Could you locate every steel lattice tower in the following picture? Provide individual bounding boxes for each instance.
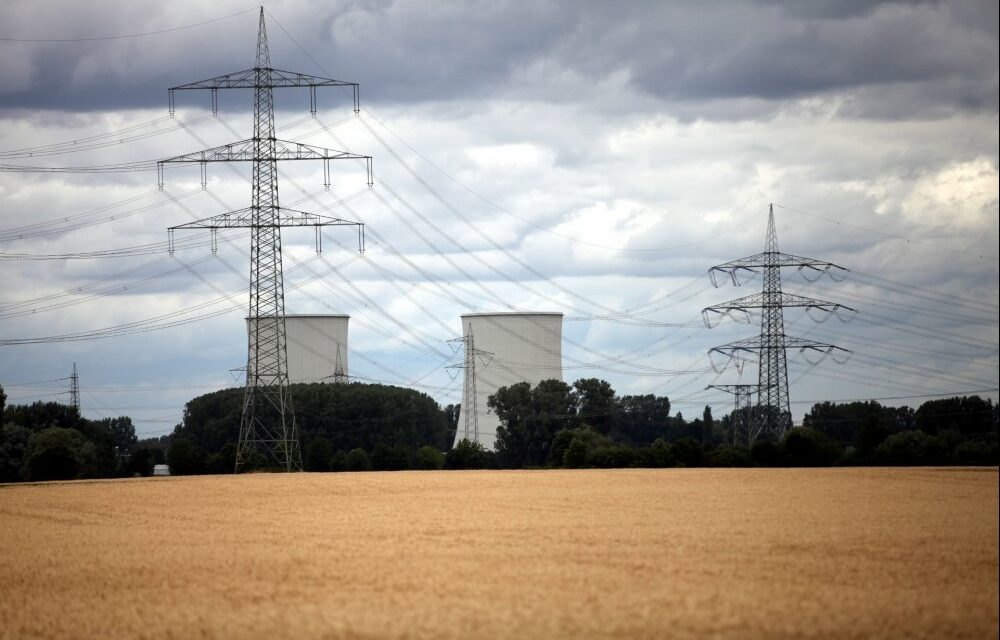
[705,205,853,442]
[447,323,493,444]
[706,384,755,445]
[69,362,80,414]
[159,9,371,471]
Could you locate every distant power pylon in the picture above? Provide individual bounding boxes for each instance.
[704,205,853,442]
[333,344,347,384]
[448,323,493,444]
[706,384,755,445]
[159,9,370,472]
[69,362,80,414]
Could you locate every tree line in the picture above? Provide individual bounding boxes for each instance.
[0,386,146,481]
[1,379,996,481]
[480,379,998,469]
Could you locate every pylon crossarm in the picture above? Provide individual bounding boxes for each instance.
[708,264,757,287]
[158,140,373,189]
[711,251,848,272]
[159,139,369,163]
[168,207,362,230]
[169,68,360,115]
[701,306,752,328]
[170,68,358,91]
[706,384,757,394]
[702,292,855,327]
[713,335,849,353]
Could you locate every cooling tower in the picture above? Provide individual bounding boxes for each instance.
[246,314,349,384]
[453,312,563,450]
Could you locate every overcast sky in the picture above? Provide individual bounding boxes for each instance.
[1,0,997,439]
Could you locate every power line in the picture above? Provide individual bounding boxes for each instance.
[775,202,998,261]
[0,7,258,42]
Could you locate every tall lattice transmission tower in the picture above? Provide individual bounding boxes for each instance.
[704,205,853,443]
[159,9,370,471]
[706,383,755,445]
[447,323,493,444]
[69,362,80,414]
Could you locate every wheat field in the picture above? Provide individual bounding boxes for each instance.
[1,468,997,639]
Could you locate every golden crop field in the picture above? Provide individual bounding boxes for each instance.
[1,468,997,639]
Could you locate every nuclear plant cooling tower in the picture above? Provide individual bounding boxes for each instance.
[453,312,563,450]
[246,314,349,384]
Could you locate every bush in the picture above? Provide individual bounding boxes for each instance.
[304,437,335,472]
[331,450,348,472]
[750,440,785,467]
[951,438,999,466]
[707,446,750,467]
[371,443,412,471]
[24,427,90,482]
[549,429,578,467]
[588,444,638,468]
[782,428,842,467]
[416,445,444,470]
[167,437,207,475]
[672,437,705,467]
[563,438,589,468]
[641,438,675,468]
[125,448,156,477]
[445,439,491,470]
[205,442,236,474]
[874,430,933,466]
[344,448,371,472]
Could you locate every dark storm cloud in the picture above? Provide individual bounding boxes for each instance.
[1,0,995,118]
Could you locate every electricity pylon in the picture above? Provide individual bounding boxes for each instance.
[333,344,347,384]
[159,9,370,472]
[706,384,755,446]
[447,323,493,444]
[705,205,852,442]
[69,362,80,414]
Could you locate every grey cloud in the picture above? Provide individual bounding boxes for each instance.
[1,0,995,121]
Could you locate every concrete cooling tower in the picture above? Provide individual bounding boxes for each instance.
[453,312,563,450]
[246,314,349,384]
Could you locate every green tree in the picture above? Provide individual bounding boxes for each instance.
[491,379,576,468]
[490,382,534,467]
[24,427,89,481]
[445,438,491,470]
[916,396,995,437]
[706,445,750,467]
[671,437,705,467]
[874,430,933,466]
[167,437,207,475]
[205,442,236,474]
[344,447,371,472]
[782,428,842,467]
[416,445,444,470]
[750,440,785,467]
[615,394,671,446]
[371,443,412,471]
[5,401,82,433]
[702,406,715,444]
[857,413,891,458]
[0,424,33,482]
[588,444,638,468]
[574,378,616,435]
[642,438,675,468]
[563,437,590,468]
[125,447,156,477]
[304,437,335,472]
[331,450,348,472]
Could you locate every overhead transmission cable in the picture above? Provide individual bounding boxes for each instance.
[0,7,258,42]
